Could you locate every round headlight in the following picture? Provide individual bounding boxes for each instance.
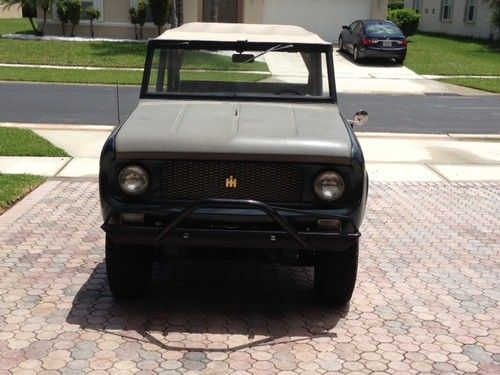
[314,171,345,201]
[118,165,149,195]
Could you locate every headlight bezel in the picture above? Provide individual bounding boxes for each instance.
[118,164,150,196]
[313,170,345,202]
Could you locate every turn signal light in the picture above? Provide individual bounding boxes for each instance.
[120,213,144,224]
[402,39,408,47]
[318,219,340,232]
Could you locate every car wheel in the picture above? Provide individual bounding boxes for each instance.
[353,46,361,62]
[314,240,359,306]
[395,57,405,65]
[338,37,344,51]
[105,235,154,299]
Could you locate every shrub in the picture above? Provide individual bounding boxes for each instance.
[388,0,404,11]
[85,6,100,38]
[129,7,138,39]
[387,8,421,37]
[150,0,169,36]
[65,0,81,37]
[56,0,69,36]
[136,0,148,39]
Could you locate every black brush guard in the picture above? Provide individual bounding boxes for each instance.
[102,199,360,251]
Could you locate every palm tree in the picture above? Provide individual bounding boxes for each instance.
[1,0,39,34]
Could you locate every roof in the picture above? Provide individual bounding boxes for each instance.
[155,22,330,45]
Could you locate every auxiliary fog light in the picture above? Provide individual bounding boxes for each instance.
[120,212,144,224]
[317,219,340,232]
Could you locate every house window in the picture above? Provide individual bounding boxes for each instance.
[412,0,422,13]
[464,0,476,22]
[440,0,453,21]
[80,1,93,20]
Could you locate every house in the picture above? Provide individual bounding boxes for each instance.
[0,4,22,19]
[40,0,388,41]
[404,0,499,40]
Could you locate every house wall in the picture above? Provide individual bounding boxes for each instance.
[0,4,22,19]
[404,0,499,39]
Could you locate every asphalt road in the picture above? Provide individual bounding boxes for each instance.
[1,82,499,134]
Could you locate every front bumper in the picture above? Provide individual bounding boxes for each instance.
[102,198,360,252]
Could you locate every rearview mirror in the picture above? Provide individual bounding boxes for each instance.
[347,110,368,127]
[232,53,255,63]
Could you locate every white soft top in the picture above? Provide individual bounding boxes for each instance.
[155,22,330,45]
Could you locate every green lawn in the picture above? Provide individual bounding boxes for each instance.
[438,78,500,94]
[0,174,45,214]
[406,33,500,76]
[0,66,269,85]
[0,18,33,35]
[0,127,68,156]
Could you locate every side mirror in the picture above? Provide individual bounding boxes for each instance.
[342,25,350,30]
[347,110,368,127]
[232,53,255,63]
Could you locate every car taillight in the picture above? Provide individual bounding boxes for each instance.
[402,39,408,47]
[362,38,375,46]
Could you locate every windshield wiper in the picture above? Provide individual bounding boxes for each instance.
[244,43,294,63]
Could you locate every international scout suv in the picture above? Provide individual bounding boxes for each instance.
[100,23,369,305]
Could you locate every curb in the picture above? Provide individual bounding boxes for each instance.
[0,122,116,131]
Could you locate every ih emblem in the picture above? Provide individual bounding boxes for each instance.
[225,175,237,188]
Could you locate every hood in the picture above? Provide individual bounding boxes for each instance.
[115,100,352,164]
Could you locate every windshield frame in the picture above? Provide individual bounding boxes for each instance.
[140,39,337,104]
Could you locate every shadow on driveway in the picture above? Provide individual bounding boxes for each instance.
[66,260,347,352]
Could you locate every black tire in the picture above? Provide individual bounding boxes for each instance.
[105,235,154,299]
[395,57,405,65]
[314,241,359,306]
[353,46,361,63]
[338,37,344,51]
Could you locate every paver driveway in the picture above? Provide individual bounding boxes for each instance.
[0,179,499,374]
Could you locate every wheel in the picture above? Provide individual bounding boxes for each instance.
[395,57,405,65]
[105,235,154,299]
[353,46,361,62]
[314,241,359,306]
[338,37,344,51]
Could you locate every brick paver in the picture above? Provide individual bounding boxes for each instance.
[0,180,499,374]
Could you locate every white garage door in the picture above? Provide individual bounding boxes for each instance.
[262,0,373,43]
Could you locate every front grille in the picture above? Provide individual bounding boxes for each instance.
[160,160,304,203]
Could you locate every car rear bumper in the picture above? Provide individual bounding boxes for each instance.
[102,198,361,252]
[360,47,406,59]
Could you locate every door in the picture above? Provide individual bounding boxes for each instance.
[203,0,238,23]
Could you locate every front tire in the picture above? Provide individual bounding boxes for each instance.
[314,241,359,306]
[395,57,405,65]
[105,236,154,299]
[338,37,344,51]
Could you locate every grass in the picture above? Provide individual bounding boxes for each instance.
[406,33,500,76]
[0,66,269,85]
[0,18,33,35]
[0,174,45,214]
[0,127,68,156]
[438,78,500,94]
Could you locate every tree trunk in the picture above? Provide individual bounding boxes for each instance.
[28,17,38,35]
[171,0,178,28]
[61,23,66,36]
[210,0,219,22]
[38,10,48,36]
[176,0,183,25]
[90,20,94,38]
[71,24,76,37]
[139,26,143,40]
[134,24,138,40]
[157,26,161,36]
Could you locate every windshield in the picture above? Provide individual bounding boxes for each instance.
[365,22,404,37]
[144,45,332,100]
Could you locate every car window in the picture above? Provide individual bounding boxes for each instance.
[348,21,357,31]
[146,47,331,100]
[354,23,363,34]
[365,22,404,37]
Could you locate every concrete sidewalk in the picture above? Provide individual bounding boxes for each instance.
[1,123,499,182]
